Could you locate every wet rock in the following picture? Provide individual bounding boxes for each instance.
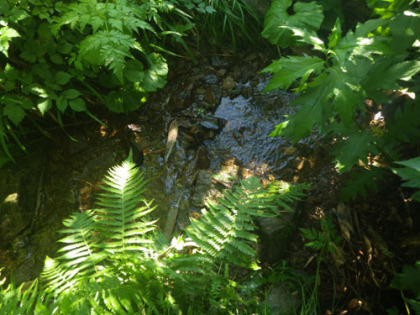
[257,193,302,264]
[233,62,256,83]
[284,147,297,156]
[205,88,215,105]
[169,92,193,111]
[194,147,210,170]
[211,158,241,189]
[190,170,213,209]
[266,283,301,314]
[163,203,179,239]
[204,74,218,84]
[176,117,193,129]
[211,55,229,68]
[13,252,37,285]
[222,75,236,90]
[200,115,226,130]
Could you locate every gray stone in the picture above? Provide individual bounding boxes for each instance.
[204,74,218,84]
[222,76,236,90]
[257,205,299,264]
[200,115,226,130]
[267,283,301,314]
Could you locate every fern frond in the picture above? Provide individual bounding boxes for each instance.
[185,177,310,268]
[0,270,38,315]
[41,256,79,297]
[95,159,157,254]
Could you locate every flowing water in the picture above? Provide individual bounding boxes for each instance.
[0,56,331,285]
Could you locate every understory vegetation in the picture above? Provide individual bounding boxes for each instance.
[0,154,309,313]
[1,0,419,313]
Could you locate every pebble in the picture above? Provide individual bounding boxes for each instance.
[216,69,227,77]
[204,74,218,84]
[284,147,297,156]
[222,75,236,90]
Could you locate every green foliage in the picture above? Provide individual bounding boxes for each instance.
[262,0,324,48]
[299,214,342,313]
[262,0,420,200]
[0,0,194,166]
[177,0,264,49]
[390,261,420,314]
[392,157,420,201]
[0,156,309,313]
[0,269,39,314]
[300,214,341,256]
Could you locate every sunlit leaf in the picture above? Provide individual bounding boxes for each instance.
[262,55,324,91]
[37,98,52,116]
[262,0,324,47]
[333,130,378,172]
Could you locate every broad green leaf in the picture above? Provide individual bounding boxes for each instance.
[37,98,52,116]
[364,59,420,92]
[55,71,73,85]
[327,67,364,126]
[124,59,144,83]
[328,19,342,49]
[269,120,289,137]
[142,53,168,92]
[340,167,383,201]
[205,5,216,13]
[0,25,20,57]
[63,89,81,99]
[369,0,412,18]
[283,26,325,51]
[392,157,420,201]
[57,41,73,54]
[390,263,420,297]
[282,85,329,141]
[56,96,68,113]
[29,85,49,98]
[262,55,324,91]
[384,101,420,151]
[333,130,377,172]
[4,63,18,80]
[333,19,390,65]
[262,0,324,47]
[1,94,33,109]
[69,98,86,112]
[388,11,420,51]
[3,104,26,126]
[50,53,64,65]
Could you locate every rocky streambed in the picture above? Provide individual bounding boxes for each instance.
[0,52,338,312]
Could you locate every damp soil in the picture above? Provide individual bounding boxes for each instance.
[0,49,418,314]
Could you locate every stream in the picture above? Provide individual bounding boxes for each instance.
[0,52,336,288]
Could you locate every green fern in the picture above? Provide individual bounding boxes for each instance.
[95,159,157,254]
[0,269,39,315]
[185,177,310,269]
[40,157,159,312]
[2,156,309,313]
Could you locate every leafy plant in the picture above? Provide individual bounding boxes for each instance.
[0,0,194,167]
[392,157,420,202]
[0,268,39,315]
[299,214,343,313]
[177,0,264,49]
[261,0,420,200]
[390,261,420,314]
[300,214,342,256]
[0,154,309,313]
